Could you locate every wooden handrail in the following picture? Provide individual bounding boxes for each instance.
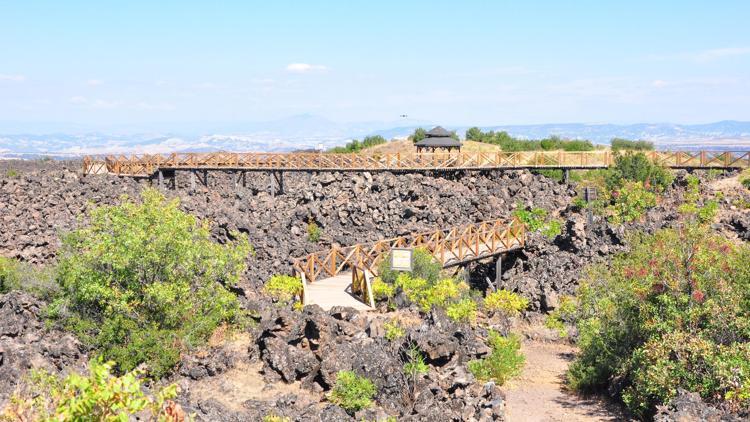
[293,218,526,282]
[83,150,750,176]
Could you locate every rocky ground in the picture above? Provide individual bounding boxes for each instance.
[1,160,749,420]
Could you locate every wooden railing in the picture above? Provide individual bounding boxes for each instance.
[82,150,750,176]
[293,218,526,283]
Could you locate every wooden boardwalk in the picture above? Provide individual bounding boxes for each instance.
[83,150,750,176]
[303,273,373,311]
[295,218,526,311]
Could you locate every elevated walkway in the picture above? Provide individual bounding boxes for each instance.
[83,150,750,177]
[295,218,526,311]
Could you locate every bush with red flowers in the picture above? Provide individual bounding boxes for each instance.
[567,223,750,418]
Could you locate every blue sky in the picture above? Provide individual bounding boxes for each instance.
[1,0,749,130]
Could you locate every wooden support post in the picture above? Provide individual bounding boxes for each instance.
[203,170,208,187]
[269,171,275,197]
[242,171,247,188]
[277,171,284,195]
[190,171,196,192]
[158,170,164,188]
[494,255,502,288]
[563,168,570,184]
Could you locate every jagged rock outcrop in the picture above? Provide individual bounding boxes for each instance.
[249,305,505,420]
[0,160,575,290]
[0,291,87,407]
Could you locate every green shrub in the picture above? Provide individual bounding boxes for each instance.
[676,175,719,224]
[0,256,59,300]
[403,345,429,377]
[610,138,655,151]
[567,224,750,417]
[4,168,20,178]
[484,289,528,316]
[544,295,576,337]
[740,169,750,190]
[0,358,179,421]
[371,278,395,301]
[378,248,442,285]
[465,129,593,152]
[328,135,387,153]
[468,331,524,385]
[533,169,564,181]
[50,188,250,378]
[384,320,405,341]
[608,181,656,224]
[307,220,322,242]
[0,256,21,293]
[265,275,303,304]
[395,274,468,312]
[328,370,377,413]
[606,151,674,192]
[446,298,478,323]
[513,206,562,238]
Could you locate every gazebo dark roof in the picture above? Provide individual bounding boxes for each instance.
[425,126,452,137]
[415,126,462,150]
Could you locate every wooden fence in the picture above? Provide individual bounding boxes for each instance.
[83,150,750,176]
[293,218,526,283]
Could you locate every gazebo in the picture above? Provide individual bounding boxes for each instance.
[415,126,462,153]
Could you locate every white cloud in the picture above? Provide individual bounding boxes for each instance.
[136,102,176,111]
[652,79,668,88]
[690,47,750,62]
[285,63,328,73]
[70,95,88,104]
[91,99,119,109]
[69,96,120,109]
[0,74,26,82]
[87,79,103,86]
[649,47,750,63]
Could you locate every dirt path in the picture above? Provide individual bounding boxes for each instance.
[503,340,627,422]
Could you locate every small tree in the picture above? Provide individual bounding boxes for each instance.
[465,127,484,141]
[409,127,427,144]
[51,188,250,377]
[606,151,673,191]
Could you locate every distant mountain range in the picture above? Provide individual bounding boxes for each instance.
[2,116,750,158]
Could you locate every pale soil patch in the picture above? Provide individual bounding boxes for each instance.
[187,333,322,412]
[188,361,318,412]
[707,173,744,192]
[503,340,628,422]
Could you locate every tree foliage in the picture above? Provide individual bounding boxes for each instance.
[1,359,181,421]
[606,151,674,192]
[610,138,655,151]
[568,224,750,417]
[329,135,387,153]
[377,248,442,285]
[409,127,427,144]
[464,128,594,152]
[50,188,250,378]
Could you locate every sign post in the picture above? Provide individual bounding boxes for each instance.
[583,186,597,227]
[390,248,414,272]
